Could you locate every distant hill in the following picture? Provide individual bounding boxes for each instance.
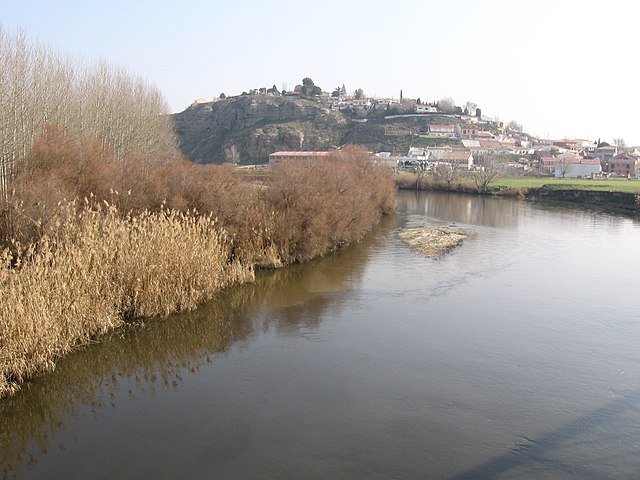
[172,95,466,164]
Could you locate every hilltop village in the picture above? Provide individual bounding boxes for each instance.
[186,80,638,179]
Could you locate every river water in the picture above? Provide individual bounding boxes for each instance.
[2,191,640,479]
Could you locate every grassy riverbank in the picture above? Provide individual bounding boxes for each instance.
[491,177,640,194]
[396,171,640,195]
[1,145,395,397]
[395,172,640,212]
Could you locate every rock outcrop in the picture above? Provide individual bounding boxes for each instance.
[172,95,349,163]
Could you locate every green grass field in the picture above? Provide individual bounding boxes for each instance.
[491,177,640,194]
[408,136,462,148]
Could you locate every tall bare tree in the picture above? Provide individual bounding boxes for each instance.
[437,97,456,114]
[473,155,504,193]
[0,24,178,199]
[557,157,571,178]
[434,158,464,188]
[464,101,477,116]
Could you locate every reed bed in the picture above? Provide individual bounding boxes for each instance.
[0,201,252,397]
[0,139,396,397]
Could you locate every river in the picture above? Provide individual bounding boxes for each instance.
[2,190,640,479]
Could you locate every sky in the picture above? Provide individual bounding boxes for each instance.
[2,0,639,144]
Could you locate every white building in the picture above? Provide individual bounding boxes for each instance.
[415,104,438,113]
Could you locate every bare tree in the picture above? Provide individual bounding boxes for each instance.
[464,101,477,116]
[437,97,456,114]
[434,158,464,189]
[507,120,523,132]
[556,157,571,178]
[0,24,178,199]
[473,155,504,193]
[613,138,626,148]
[413,163,430,190]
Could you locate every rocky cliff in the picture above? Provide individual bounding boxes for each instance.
[172,95,463,164]
[172,95,349,163]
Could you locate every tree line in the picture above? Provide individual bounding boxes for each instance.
[0,24,178,200]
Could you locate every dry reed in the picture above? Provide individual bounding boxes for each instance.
[0,200,252,397]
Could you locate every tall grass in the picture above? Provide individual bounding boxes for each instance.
[0,200,252,397]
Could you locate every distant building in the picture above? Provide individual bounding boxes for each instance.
[409,146,453,160]
[593,145,618,169]
[574,139,598,153]
[554,139,581,152]
[539,153,602,177]
[461,139,505,155]
[475,131,495,140]
[332,99,372,110]
[555,158,601,178]
[415,104,438,114]
[440,150,474,170]
[478,140,505,153]
[268,151,330,167]
[456,123,479,139]
[407,147,432,160]
[426,124,456,138]
[607,153,639,177]
[509,147,536,156]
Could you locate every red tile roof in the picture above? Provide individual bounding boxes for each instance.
[442,151,472,161]
[269,151,330,157]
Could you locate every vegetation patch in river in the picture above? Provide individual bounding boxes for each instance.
[398,226,468,258]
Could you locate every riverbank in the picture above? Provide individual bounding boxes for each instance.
[395,172,640,213]
[1,147,396,398]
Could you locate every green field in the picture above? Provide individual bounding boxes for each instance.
[408,136,462,148]
[491,177,640,194]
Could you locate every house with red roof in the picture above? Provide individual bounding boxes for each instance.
[268,151,330,167]
[540,153,602,177]
[426,124,456,138]
[456,123,479,139]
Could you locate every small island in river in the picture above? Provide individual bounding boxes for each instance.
[399,226,468,258]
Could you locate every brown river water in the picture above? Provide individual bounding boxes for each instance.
[2,190,640,479]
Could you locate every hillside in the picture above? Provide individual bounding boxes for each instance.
[172,95,348,164]
[172,95,466,164]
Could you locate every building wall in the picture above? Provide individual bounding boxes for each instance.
[608,159,638,177]
[554,163,601,178]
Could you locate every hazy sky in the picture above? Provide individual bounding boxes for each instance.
[3,0,639,144]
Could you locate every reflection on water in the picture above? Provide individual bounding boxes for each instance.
[0,219,391,479]
[399,191,525,227]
